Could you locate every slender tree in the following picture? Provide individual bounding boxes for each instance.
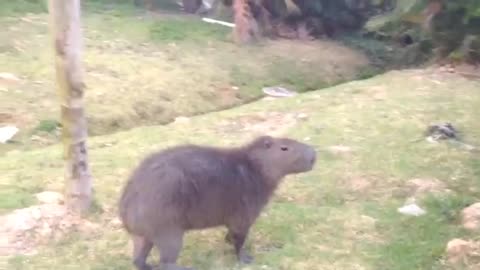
[233,0,260,44]
[48,0,93,214]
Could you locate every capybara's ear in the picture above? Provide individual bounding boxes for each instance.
[263,136,273,149]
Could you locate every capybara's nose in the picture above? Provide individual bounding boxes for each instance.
[307,147,317,166]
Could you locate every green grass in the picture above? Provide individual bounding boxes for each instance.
[369,196,467,270]
[2,69,480,269]
[0,1,369,155]
[2,1,479,269]
[0,185,39,213]
[149,19,230,42]
[0,0,47,17]
[34,119,60,133]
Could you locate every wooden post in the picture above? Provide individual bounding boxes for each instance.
[48,0,93,214]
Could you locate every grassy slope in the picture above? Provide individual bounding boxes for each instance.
[0,1,369,154]
[2,69,480,269]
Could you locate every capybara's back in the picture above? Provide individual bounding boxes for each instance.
[119,144,267,236]
[118,136,316,270]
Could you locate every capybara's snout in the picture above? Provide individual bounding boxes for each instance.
[290,143,317,173]
[303,145,317,171]
[306,146,317,167]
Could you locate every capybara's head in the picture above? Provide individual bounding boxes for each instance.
[246,135,317,180]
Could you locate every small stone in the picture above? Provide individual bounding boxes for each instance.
[35,191,64,205]
[426,136,438,143]
[461,202,480,231]
[397,203,426,216]
[174,116,190,124]
[109,217,123,228]
[0,126,18,144]
[446,238,473,264]
[0,72,21,84]
[297,113,308,119]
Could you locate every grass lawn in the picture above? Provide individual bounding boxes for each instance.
[2,68,480,269]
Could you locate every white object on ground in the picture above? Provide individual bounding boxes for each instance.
[202,17,235,28]
[397,203,426,216]
[262,86,297,98]
[0,72,20,83]
[0,125,19,143]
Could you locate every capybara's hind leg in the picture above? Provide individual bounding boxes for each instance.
[133,235,154,270]
[154,230,193,270]
[226,225,253,264]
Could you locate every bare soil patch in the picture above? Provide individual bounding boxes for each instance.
[0,200,98,256]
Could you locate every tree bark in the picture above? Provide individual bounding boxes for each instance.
[48,0,92,214]
[233,0,261,44]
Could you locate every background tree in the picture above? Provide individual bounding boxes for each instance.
[48,0,93,214]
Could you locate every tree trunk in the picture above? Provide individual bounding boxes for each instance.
[233,0,260,44]
[48,0,92,214]
[183,0,202,13]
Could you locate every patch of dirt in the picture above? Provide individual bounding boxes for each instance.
[215,111,306,137]
[340,176,377,202]
[0,112,15,123]
[212,84,242,107]
[405,178,452,198]
[340,173,381,195]
[438,63,480,81]
[347,177,372,192]
[445,238,480,267]
[341,175,417,201]
[462,202,480,231]
[0,202,99,256]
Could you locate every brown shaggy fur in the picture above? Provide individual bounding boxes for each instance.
[118,136,317,270]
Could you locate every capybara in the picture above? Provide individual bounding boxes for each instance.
[118,135,317,270]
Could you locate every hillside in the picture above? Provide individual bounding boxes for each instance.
[2,68,480,270]
[0,4,370,155]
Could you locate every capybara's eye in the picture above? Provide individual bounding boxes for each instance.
[281,146,289,151]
